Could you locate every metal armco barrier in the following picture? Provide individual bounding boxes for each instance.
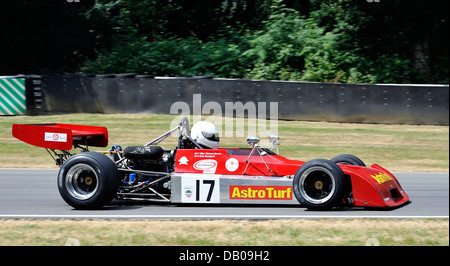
[0,76,26,115]
[24,75,44,115]
[35,74,449,125]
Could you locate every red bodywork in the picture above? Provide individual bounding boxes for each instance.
[12,123,108,150]
[340,164,409,208]
[175,148,409,208]
[175,148,302,176]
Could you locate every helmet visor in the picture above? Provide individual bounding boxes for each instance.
[202,131,220,142]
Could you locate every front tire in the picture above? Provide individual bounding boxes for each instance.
[331,154,365,167]
[293,159,345,210]
[57,152,120,209]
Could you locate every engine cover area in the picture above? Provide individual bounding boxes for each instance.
[123,146,164,161]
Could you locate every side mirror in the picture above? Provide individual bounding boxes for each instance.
[246,136,260,146]
[269,134,279,145]
[269,134,280,154]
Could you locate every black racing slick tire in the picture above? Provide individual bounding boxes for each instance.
[293,159,345,210]
[331,154,366,167]
[57,152,120,210]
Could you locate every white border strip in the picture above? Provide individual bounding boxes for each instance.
[0,214,447,219]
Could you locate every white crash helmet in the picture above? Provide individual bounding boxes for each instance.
[191,121,220,149]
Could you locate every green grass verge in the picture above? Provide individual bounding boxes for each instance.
[0,219,448,246]
[1,113,448,172]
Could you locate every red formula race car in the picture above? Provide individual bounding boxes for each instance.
[12,117,410,210]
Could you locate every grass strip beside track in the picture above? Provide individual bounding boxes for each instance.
[0,219,448,246]
[1,113,448,172]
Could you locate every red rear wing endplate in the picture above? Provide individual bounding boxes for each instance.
[12,123,108,150]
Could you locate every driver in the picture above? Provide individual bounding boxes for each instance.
[190,121,220,149]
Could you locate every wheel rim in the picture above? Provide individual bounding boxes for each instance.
[65,164,99,200]
[298,166,336,205]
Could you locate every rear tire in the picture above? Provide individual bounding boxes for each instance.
[293,159,345,210]
[57,152,120,209]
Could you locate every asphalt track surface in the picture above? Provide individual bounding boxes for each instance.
[0,169,448,219]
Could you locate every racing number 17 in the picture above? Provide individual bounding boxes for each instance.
[181,177,219,203]
[196,180,215,202]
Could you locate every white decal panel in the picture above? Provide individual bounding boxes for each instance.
[44,132,68,142]
[181,175,220,203]
[193,159,218,174]
[225,158,239,172]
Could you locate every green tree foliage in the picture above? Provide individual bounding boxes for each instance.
[243,0,448,83]
[81,0,448,83]
[81,0,260,77]
[244,0,368,82]
[1,0,448,84]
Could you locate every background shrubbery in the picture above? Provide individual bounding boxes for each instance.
[1,0,448,84]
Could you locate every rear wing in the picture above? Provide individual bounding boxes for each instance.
[12,123,108,150]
